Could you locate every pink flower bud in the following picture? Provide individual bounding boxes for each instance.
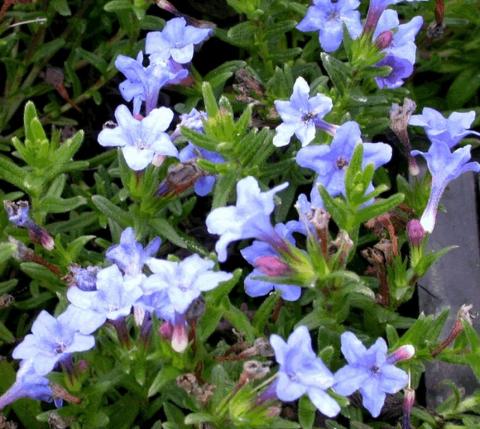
[375,30,394,49]
[407,220,425,246]
[171,322,189,353]
[254,256,290,277]
[388,344,415,364]
[159,321,173,340]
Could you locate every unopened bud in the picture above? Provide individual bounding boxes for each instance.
[388,345,415,364]
[76,360,89,374]
[159,321,173,339]
[402,388,415,429]
[407,220,425,247]
[375,30,393,49]
[171,322,189,353]
[254,256,290,277]
[28,224,55,250]
[133,304,146,326]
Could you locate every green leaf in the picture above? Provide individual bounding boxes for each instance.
[252,292,279,333]
[0,242,16,264]
[212,171,238,209]
[148,366,182,397]
[202,82,219,117]
[198,306,224,341]
[355,193,405,224]
[40,195,87,214]
[0,321,15,343]
[31,39,65,64]
[76,48,109,74]
[150,218,188,249]
[92,195,132,228]
[223,301,255,341]
[298,396,316,429]
[226,22,256,48]
[320,53,352,93]
[51,0,71,15]
[0,155,27,190]
[447,68,480,109]
[184,413,215,425]
[180,127,218,152]
[104,0,132,11]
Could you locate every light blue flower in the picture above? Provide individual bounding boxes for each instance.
[106,227,161,277]
[373,10,423,89]
[67,265,144,334]
[297,0,362,53]
[411,140,480,232]
[145,17,212,65]
[12,309,95,376]
[273,77,335,147]
[334,332,412,417]
[296,121,392,207]
[241,223,302,301]
[206,176,289,262]
[0,360,52,409]
[115,52,188,115]
[97,105,178,171]
[141,254,232,352]
[270,326,340,417]
[409,108,480,148]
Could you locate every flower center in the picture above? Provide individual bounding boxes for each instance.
[135,138,147,150]
[336,156,349,169]
[370,365,381,374]
[55,341,67,354]
[302,112,316,123]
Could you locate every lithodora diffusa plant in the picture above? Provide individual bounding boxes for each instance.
[1,0,480,428]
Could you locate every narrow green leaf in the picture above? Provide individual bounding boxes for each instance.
[355,193,405,224]
[202,82,219,117]
[212,171,238,209]
[298,396,316,429]
[150,218,188,249]
[92,195,132,228]
[0,242,16,264]
[252,292,279,333]
[148,367,182,397]
[40,195,87,214]
[0,155,27,190]
[223,301,255,341]
[184,413,215,425]
[31,38,65,63]
[320,53,352,93]
[180,127,218,152]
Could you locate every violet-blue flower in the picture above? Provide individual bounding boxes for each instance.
[0,360,52,409]
[115,52,188,115]
[297,0,362,53]
[12,309,95,375]
[409,107,480,148]
[296,121,392,207]
[411,140,480,232]
[97,104,177,171]
[106,227,161,277]
[273,77,336,147]
[334,332,414,417]
[373,10,423,89]
[270,326,340,417]
[206,176,289,262]
[145,17,212,65]
[241,223,301,301]
[67,265,144,334]
[141,254,232,351]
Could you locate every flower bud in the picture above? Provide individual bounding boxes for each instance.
[254,256,290,277]
[159,321,173,339]
[171,322,189,353]
[402,388,415,429]
[387,344,415,364]
[28,224,55,250]
[375,30,393,49]
[407,219,425,247]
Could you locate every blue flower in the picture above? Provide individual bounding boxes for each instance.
[297,0,362,53]
[4,200,33,228]
[296,121,392,207]
[97,105,178,171]
[115,52,188,115]
[12,309,95,375]
[241,223,302,301]
[270,326,340,417]
[68,265,100,291]
[141,254,232,351]
[0,360,52,409]
[373,10,423,89]
[176,109,225,196]
[334,332,412,417]
[409,107,480,148]
[411,140,480,232]
[206,176,289,262]
[106,227,161,277]
[67,265,144,334]
[145,17,212,65]
[273,77,336,147]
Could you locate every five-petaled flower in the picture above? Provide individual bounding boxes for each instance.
[146,17,212,65]
[97,104,178,171]
[12,309,95,376]
[334,331,414,417]
[297,0,362,53]
[296,121,392,207]
[269,326,340,417]
[409,107,480,148]
[273,77,336,147]
[206,176,288,262]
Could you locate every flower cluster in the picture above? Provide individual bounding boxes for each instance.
[97,18,212,172]
[0,227,232,408]
[266,326,414,417]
